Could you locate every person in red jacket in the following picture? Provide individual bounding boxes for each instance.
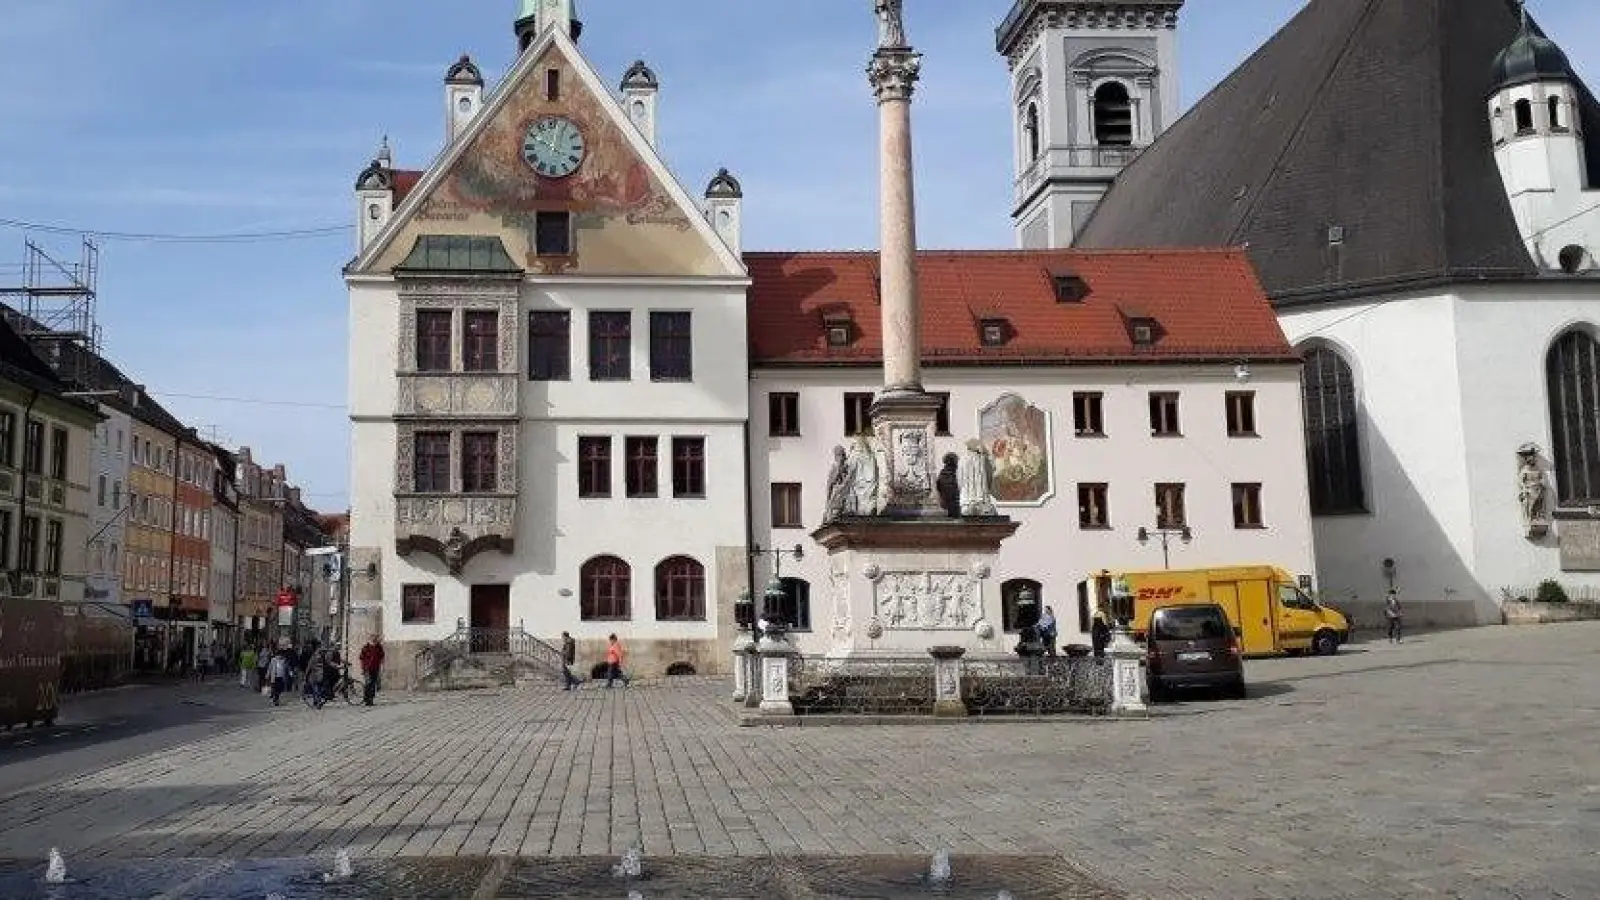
[359,635,386,706]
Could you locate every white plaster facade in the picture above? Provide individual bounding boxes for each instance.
[85,407,130,609]
[750,365,1317,654]
[1000,0,1184,248]
[1490,76,1599,272]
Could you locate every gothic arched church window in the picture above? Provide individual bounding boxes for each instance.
[580,555,632,621]
[1092,82,1133,147]
[1024,102,1041,162]
[654,556,705,622]
[1300,344,1366,515]
[1546,329,1600,505]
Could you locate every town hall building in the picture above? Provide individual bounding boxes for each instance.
[344,0,1321,681]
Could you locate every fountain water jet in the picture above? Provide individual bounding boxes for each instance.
[44,848,66,884]
[612,844,643,879]
[928,848,952,885]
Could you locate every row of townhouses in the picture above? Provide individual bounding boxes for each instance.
[0,308,333,670]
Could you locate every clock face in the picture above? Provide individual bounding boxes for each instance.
[523,116,585,178]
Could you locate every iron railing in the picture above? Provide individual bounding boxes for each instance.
[791,656,936,716]
[785,654,1113,716]
[963,657,1113,716]
[413,624,565,688]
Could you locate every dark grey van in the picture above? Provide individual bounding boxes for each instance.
[1146,604,1246,700]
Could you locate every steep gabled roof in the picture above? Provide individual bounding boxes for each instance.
[1075,0,1597,305]
[746,248,1294,366]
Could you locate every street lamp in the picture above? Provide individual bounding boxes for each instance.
[1137,525,1192,570]
[749,543,803,637]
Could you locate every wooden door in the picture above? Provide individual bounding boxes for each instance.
[469,584,510,653]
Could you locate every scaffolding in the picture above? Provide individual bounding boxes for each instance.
[0,238,102,389]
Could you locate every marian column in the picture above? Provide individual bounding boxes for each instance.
[868,0,944,518]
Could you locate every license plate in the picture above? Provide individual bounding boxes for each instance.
[1178,651,1210,661]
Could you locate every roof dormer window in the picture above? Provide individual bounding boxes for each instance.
[822,312,855,348]
[1121,307,1161,347]
[979,316,1010,347]
[1051,270,1089,303]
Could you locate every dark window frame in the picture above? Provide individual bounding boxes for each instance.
[44,519,61,576]
[534,211,572,256]
[672,437,706,498]
[0,509,10,570]
[1302,344,1367,515]
[528,310,572,381]
[775,577,813,631]
[625,436,659,498]
[23,419,44,475]
[589,311,632,381]
[654,556,706,621]
[1092,81,1134,147]
[1233,482,1264,529]
[463,310,500,372]
[48,427,68,481]
[1155,482,1187,529]
[771,482,803,529]
[932,393,951,436]
[1078,482,1110,529]
[1073,392,1105,437]
[415,309,453,372]
[577,436,612,498]
[461,431,498,494]
[0,411,13,467]
[401,584,436,624]
[413,431,451,493]
[1226,391,1258,437]
[649,311,693,382]
[1547,330,1600,506]
[18,515,39,573]
[843,392,874,437]
[1149,392,1181,437]
[768,392,801,437]
[580,555,632,621]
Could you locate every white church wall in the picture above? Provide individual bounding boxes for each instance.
[1278,293,1486,629]
[750,364,1317,656]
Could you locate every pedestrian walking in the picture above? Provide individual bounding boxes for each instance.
[560,631,582,691]
[256,646,270,693]
[305,647,329,708]
[239,646,257,689]
[604,634,630,688]
[266,649,290,706]
[1090,603,1112,659]
[1385,589,1403,643]
[359,635,385,706]
[1038,605,1059,657]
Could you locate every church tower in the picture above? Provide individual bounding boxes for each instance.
[996,1,1183,248]
[1488,7,1597,274]
[516,0,582,51]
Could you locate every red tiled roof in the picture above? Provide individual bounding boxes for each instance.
[745,248,1295,366]
[392,169,425,206]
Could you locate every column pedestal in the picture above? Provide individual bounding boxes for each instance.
[731,633,754,702]
[929,646,967,717]
[742,644,763,710]
[757,634,796,716]
[1108,626,1149,716]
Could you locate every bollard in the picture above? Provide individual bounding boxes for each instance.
[731,632,753,702]
[757,633,796,716]
[929,646,967,717]
[1107,624,1148,716]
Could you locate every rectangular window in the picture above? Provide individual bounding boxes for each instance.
[97,475,107,507]
[1073,392,1105,436]
[528,311,571,381]
[18,516,39,573]
[649,311,693,381]
[933,392,951,436]
[413,432,451,493]
[535,211,572,256]
[1226,391,1257,437]
[23,419,44,474]
[1233,483,1264,528]
[771,483,803,529]
[1149,392,1181,437]
[0,510,9,570]
[625,436,659,498]
[1078,483,1110,529]
[401,584,436,624]
[544,68,560,101]
[768,392,800,437]
[463,310,499,372]
[415,310,453,372]
[461,432,498,493]
[1155,483,1187,529]
[0,411,13,467]
[843,392,874,437]
[589,311,631,381]
[578,436,612,497]
[673,437,706,498]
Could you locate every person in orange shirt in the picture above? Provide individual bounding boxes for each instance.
[604,634,631,688]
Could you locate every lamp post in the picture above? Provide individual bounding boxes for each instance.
[1137,525,1192,570]
[749,543,804,638]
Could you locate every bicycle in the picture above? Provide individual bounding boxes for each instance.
[311,663,364,708]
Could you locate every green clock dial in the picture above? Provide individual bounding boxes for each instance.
[523,116,585,178]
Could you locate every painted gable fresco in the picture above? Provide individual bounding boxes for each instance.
[371,40,732,278]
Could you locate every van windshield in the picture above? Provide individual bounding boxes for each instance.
[1151,607,1229,641]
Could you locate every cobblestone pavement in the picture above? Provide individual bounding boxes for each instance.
[0,625,1596,899]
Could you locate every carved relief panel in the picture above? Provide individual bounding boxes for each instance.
[873,570,981,631]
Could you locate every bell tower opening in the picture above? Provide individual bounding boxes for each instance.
[1092,82,1134,146]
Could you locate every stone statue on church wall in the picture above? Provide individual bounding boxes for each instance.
[1517,443,1551,538]
[824,445,851,523]
[958,439,998,517]
[936,453,961,517]
[873,0,907,49]
[847,435,881,515]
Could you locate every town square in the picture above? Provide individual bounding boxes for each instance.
[3,0,1600,896]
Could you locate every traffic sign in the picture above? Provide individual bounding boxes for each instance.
[275,590,297,608]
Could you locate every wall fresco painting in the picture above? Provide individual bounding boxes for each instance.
[978,393,1055,507]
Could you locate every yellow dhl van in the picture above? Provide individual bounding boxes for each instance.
[1077,566,1350,657]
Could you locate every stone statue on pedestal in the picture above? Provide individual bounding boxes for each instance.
[873,0,907,48]
[824,445,851,523]
[958,439,997,517]
[847,435,881,515]
[1517,443,1551,538]
[936,453,960,517]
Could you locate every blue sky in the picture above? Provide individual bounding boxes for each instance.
[0,0,1593,510]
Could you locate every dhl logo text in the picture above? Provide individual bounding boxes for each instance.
[1135,586,1184,600]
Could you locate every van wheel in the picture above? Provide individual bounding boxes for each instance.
[1313,631,1339,656]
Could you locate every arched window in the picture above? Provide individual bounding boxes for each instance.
[1515,98,1534,133]
[654,556,705,621]
[108,544,118,573]
[1549,96,1564,130]
[580,556,631,621]
[1023,102,1041,162]
[775,577,811,631]
[1092,82,1133,146]
[1301,344,1366,514]
[1001,578,1042,633]
[1546,329,1600,505]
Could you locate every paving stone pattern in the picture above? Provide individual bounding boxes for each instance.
[0,626,1596,899]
